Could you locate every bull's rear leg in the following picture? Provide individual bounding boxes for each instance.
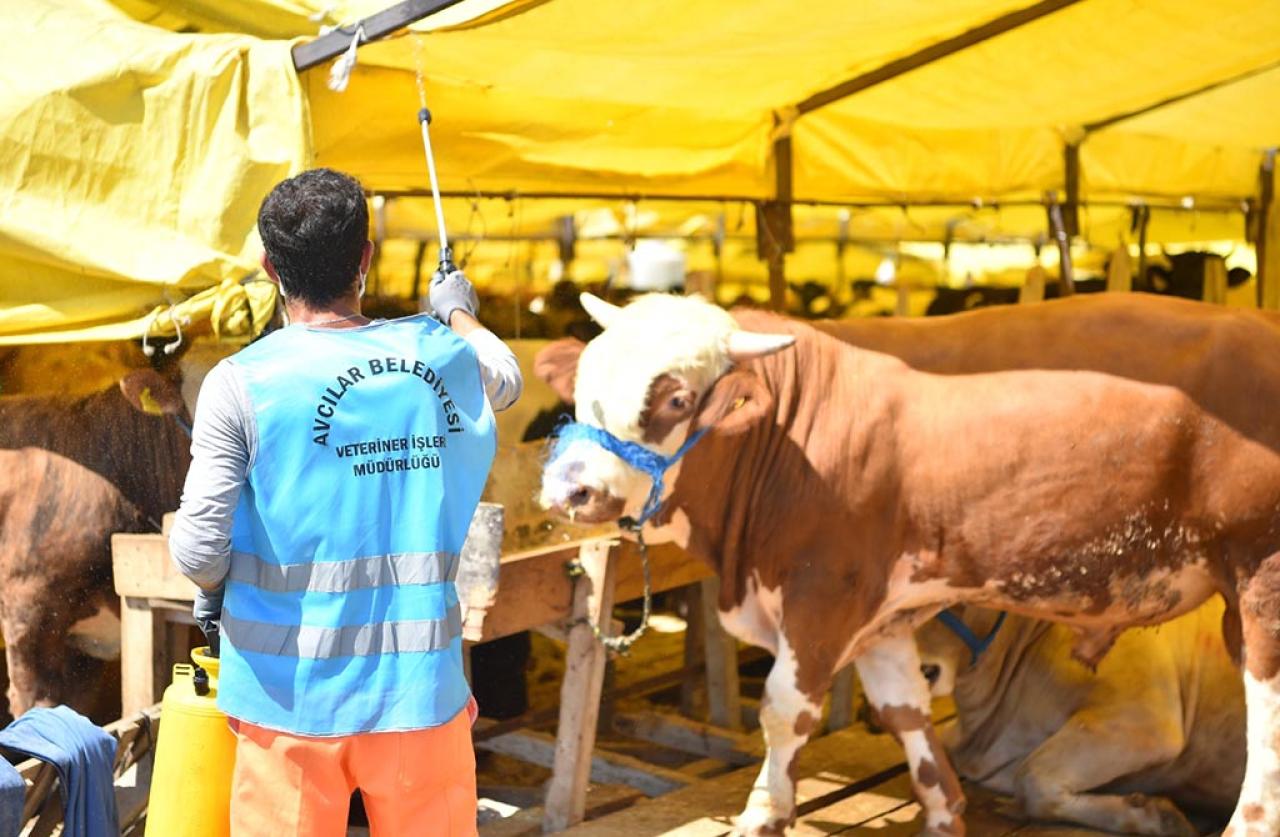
[734,636,825,836]
[1226,558,1280,836]
[855,630,966,836]
[1012,707,1197,835]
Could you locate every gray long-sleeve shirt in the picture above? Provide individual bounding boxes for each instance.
[169,324,522,592]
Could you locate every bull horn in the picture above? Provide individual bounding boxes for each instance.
[726,330,796,362]
[580,293,623,328]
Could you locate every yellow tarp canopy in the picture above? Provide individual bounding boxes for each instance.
[0,0,312,343]
[3,0,1278,342]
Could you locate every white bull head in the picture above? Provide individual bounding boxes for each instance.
[539,293,794,524]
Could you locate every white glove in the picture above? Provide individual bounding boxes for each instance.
[429,268,480,325]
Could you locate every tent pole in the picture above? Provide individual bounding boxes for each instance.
[1063,143,1081,237]
[292,0,467,71]
[556,215,577,279]
[791,0,1084,116]
[1083,58,1280,134]
[1134,204,1150,293]
[1257,149,1279,310]
[758,126,795,312]
[1045,192,1075,295]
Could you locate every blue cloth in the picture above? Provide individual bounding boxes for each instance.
[0,756,23,837]
[0,706,118,837]
[551,422,706,525]
[221,315,496,735]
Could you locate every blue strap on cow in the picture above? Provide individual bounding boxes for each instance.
[935,609,1007,666]
[552,422,707,527]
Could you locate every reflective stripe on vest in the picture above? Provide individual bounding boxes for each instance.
[222,603,462,658]
[228,551,458,594]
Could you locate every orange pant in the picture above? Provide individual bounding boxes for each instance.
[229,708,477,837]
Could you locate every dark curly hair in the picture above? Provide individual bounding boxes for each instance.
[257,168,369,308]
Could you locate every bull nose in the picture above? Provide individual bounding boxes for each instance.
[567,485,594,508]
[920,663,941,684]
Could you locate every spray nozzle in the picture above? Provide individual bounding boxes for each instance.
[437,246,456,276]
[192,665,210,697]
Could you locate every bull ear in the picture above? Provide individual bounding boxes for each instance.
[533,338,585,405]
[692,368,773,436]
[119,369,184,416]
[580,293,623,329]
[725,330,794,362]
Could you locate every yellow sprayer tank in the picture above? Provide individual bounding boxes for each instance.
[146,648,236,837]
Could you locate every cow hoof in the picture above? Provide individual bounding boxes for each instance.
[733,804,791,836]
[1124,794,1198,837]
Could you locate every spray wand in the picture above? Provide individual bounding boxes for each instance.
[417,107,456,276]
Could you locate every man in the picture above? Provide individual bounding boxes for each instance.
[169,168,521,836]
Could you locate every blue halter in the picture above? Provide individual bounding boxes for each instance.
[935,609,1007,666]
[552,422,707,527]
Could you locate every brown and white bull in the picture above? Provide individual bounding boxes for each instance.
[0,368,191,717]
[537,292,1280,836]
[917,599,1244,835]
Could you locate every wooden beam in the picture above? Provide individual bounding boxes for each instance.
[544,541,618,831]
[1084,58,1280,134]
[793,0,1084,115]
[1258,149,1279,310]
[292,0,467,72]
[379,188,1249,214]
[612,710,762,766]
[477,726,691,798]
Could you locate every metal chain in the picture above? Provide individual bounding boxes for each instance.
[587,519,652,655]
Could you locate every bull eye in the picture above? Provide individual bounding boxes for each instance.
[669,393,692,411]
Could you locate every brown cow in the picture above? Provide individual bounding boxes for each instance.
[0,368,190,717]
[536,292,1280,836]
[916,600,1244,835]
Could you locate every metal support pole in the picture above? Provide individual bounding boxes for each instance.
[1045,192,1075,296]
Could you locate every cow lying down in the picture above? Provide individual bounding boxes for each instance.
[535,292,1280,836]
[917,598,1244,835]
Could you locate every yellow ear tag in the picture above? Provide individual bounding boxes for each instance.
[139,386,166,416]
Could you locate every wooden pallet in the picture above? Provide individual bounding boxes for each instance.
[556,719,1104,837]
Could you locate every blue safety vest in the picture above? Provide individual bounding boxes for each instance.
[217,315,496,736]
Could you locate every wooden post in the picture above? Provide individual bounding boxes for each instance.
[556,215,577,279]
[827,665,856,731]
[1063,142,1081,238]
[697,576,741,730]
[1045,192,1076,295]
[544,540,618,832]
[120,597,166,717]
[680,583,706,719]
[713,212,726,290]
[1257,149,1279,310]
[758,121,795,312]
[1134,204,1151,292]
